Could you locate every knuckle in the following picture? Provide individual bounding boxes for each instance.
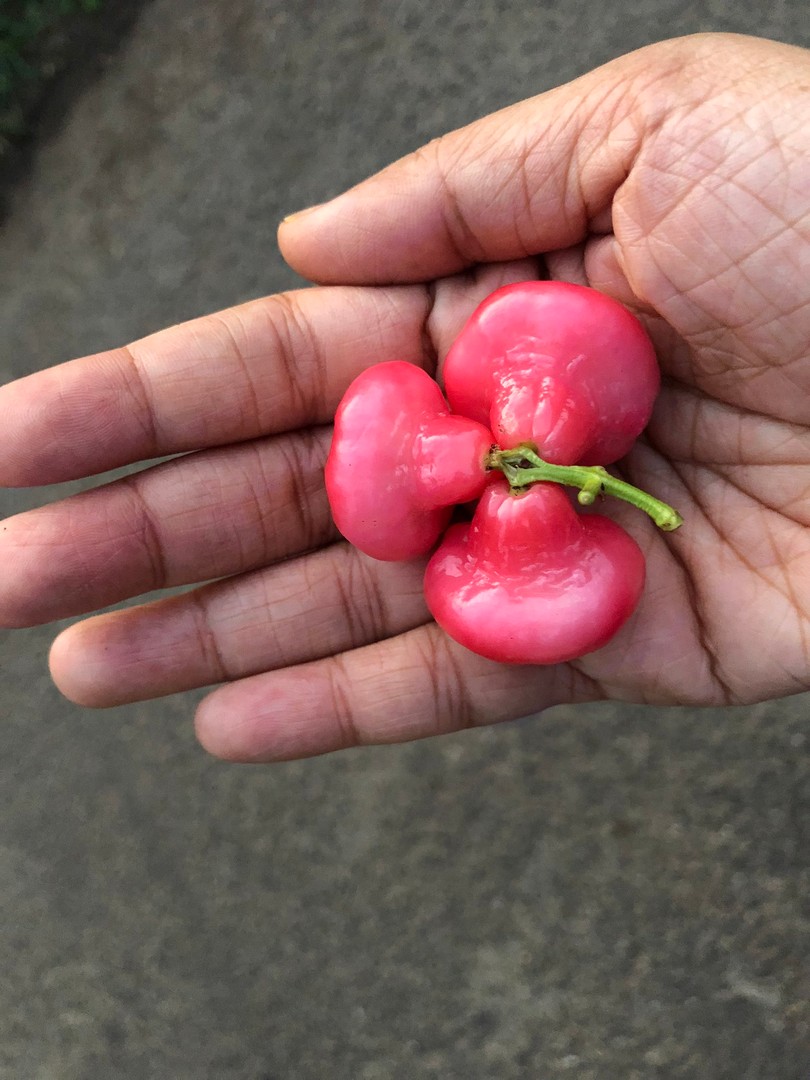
[189,591,230,683]
[343,550,389,646]
[119,343,161,454]
[274,428,331,553]
[121,477,169,590]
[332,544,390,643]
[326,656,363,750]
[263,292,328,422]
[419,625,476,735]
[420,135,489,267]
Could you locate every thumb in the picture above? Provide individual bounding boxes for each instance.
[277,35,700,285]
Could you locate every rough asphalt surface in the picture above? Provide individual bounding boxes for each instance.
[1,2,809,1078]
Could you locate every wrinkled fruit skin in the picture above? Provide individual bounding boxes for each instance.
[424,479,645,664]
[326,361,493,561]
[443,281,659,466]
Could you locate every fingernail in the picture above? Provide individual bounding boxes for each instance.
[281,202,326,225]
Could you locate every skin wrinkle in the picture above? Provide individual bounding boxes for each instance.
[110,428,331,598]
[420,280,441,377]
[414,625,476,737]
[224,433,332,564]
[332,552,363,649]
[563,79,638,232]
[436,632,477,734]
[695,461,810,531]
[223,439,292,572]
[410,626,445,735]
[624,438,731,702]
[685,377,703,469]
[762,512,810,620]
[260,555,320,669]
[677,337,798,392]
[760,519,810,680]
[352,554,390,645]
[734,409,745,472]
[189,588,229,686]
[274,428,328,558]
[263,291,330,426]
[695,464,810,600]
[654,312,777,412]
[578,630,657,705]
[652,52,807,165]
[534,48,672,242]
[284,552,330,659]
[25,511,123,622]
[162,430,330,578]
[119,343,162,458]
[528,128,585,244]
[508,140,539,257]
[215,547,328,679]
[742,294,810,338]
[227,446,270,572]
[661,515,734,705]
[709,221,808,319]
[667,456,810,666]
[690,350,809,421]
[119,474,170,593]
[565,657,605,706]
[621,111,807,375]
[639,185,742,293]
[375,284,435,374]
[430,136,494,268]
[674,195,796,304]
[559,114,594,241]
[723,164,809,240]
[687,300,809,349]
[601,443,724,705]
[327,653,364,751]
[626,213,751,304]
[248,544,428,675]
[205,310,263,435]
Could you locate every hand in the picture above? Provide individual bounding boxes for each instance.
[1,33,808,761]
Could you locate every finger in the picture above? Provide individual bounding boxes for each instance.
[278,38,693,284]
[193,623,601,763]
[0,284,431,486]
[0,428,333,628]
[424,258,543,380]
[545,238,660,318]
[49,545,431,707]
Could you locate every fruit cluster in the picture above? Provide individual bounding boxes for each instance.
[325,281,682,665]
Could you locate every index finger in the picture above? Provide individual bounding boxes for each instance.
[0,284,431,486]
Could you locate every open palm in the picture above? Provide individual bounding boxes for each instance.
[1,33,808,760]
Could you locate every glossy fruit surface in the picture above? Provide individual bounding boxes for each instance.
[424,478,645,664]
[325,362,493,561]
[443,281,659,465]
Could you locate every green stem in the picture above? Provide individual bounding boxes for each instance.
[488,446,683,532]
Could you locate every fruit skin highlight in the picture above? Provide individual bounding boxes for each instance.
[443,280,660,466]
[325,361,493,562]
[424,478,646,665]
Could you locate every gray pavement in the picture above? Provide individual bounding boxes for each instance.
[1,2,809,1077]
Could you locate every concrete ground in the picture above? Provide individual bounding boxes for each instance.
[1,2,808,1078]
